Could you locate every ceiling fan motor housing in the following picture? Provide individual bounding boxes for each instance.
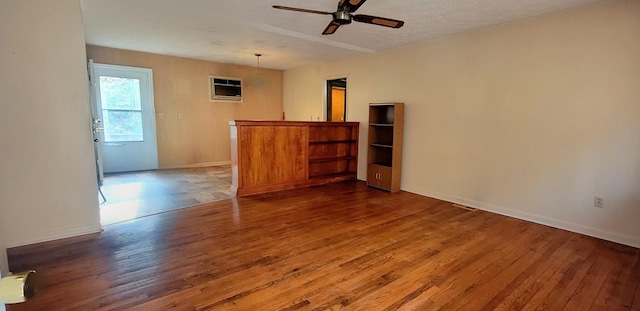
[333,11,352,24]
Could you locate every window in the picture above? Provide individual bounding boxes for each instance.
[99,76,144,142]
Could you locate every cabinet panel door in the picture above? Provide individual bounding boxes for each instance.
[367,164,380,187]
[240,126,307,186]
[368,164,393,190]
[378,166,393,190]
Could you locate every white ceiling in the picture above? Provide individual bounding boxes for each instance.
[81,0,601,70]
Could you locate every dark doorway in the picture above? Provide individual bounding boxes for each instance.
[326,78,347,121]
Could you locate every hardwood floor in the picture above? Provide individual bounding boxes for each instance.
[7,181,640,310]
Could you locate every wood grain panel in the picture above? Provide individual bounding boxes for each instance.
[6,182,639,311]
[308,125,353,142]
[239,125,307,187]
[308,142,352,159]
[308,160,350,176]
[390,103,404,192]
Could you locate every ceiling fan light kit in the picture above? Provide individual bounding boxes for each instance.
[273,0,404,35]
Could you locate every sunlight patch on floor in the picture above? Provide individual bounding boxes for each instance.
[98,166,233,226]
[100,199,141,224]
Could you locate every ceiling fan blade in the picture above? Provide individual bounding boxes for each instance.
[272,5,332,15]
[322,21,341,35]
[353,14,404,28]
[338,0,367,13]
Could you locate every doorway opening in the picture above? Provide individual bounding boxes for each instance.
[90,63,159,174]
[326,78,347,121]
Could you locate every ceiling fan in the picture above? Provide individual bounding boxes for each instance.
[272,0,405,35]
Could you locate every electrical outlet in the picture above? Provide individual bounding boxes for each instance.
[594,196,604,208]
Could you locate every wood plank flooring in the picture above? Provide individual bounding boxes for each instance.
[7,181,640,310]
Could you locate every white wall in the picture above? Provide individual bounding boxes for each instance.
[0,208,5,311]
[0,233,5,311]
[284,0,640,247]
[0,271,4,311]
[0,0,101,247]
[0,204,7,276]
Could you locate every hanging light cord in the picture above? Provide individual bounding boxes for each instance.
[255,53,261,68]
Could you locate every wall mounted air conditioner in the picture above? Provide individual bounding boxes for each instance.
[210,76,242,102]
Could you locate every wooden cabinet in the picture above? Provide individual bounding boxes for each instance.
[367,164,393,189]
[367,103,404,192]
[230,120,358,196]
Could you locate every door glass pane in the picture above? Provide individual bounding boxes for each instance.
[99,75,144,142]
[99,76,141,110]
[103,110,143,142]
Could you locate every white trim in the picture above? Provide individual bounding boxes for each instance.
[6,223,103,248]
[92,63,154,77]
[88,59,105,185]
[402,185,640,248]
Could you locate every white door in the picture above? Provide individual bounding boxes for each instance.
[88,60,104,186]
[92,63,158,173]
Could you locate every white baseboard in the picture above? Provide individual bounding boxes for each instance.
[164,161,231,169]
[6,223,103,248]
[402,186,640,248]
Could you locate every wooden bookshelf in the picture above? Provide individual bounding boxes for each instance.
[367,103,404,192]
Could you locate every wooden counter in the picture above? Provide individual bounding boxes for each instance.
[229,120,359,196]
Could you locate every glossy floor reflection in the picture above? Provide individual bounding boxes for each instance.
[99,165,232,225]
